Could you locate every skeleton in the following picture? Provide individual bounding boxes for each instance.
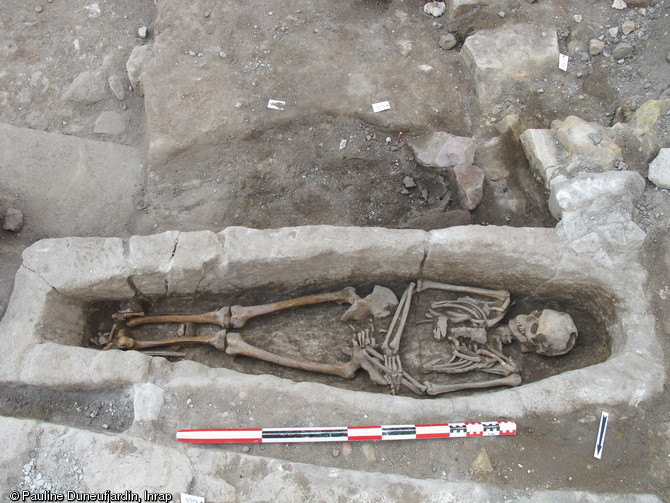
[100,279,578,397]
[415,280,578,395]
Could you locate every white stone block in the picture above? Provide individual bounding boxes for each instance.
[648,147,670,189]
[461,26,558,109]
[22,237,133,300]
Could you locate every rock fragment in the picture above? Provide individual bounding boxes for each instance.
[439,33,457,50]
[621,21,636,35]
[589,39,605,56]
[403,176,417,188]
[448,0,480,17]
[138,26,149,39]
[126,44,152,97]
[4,208,24,232]
[648,148,670,189]
[94,111,128,135]
[472,447,494,475]
[451,164,485,210]
[108,75,126,101]
[611,0,628,9]
[408,132,476,170]
[612,42,634,59]
[62,69,109,104]
[423,2,446,17]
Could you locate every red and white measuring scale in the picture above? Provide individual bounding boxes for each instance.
[177,420,517,444]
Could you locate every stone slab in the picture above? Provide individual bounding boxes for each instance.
[461,25,558,109]
[213,226,428,291]
[0,123,142,238]
[127,231,180,296]
[22,237,133,300]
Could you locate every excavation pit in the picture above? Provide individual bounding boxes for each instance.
[0,225,663,428]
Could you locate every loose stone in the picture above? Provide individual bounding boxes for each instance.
[612,42,634,59]
[439,33,457,50]
[611,0,628,9]
[108,75,126,100]
[3,208,24,232]
[622,21,636,35]
[648,148,670,189]
[62,69,110,104]
[403,176,417,188]
[423,2,446,17]
[589,39,605,55]
[138,26,149,39]
[35,5,43,13]
[94,111,128,135]
[472,447,494,475]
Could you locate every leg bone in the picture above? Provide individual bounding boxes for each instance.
[225,332,380,381]
[381,282,415,355]
[424,373,522,396]
[126,287,360,330]
[229,287,360,328]
[115,330,228,351]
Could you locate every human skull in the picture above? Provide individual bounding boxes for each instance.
[508,309,577,356]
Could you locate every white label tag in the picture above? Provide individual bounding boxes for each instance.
[181,493,205,503]
[372,101,391,113]
[593,411,609,459]
[267,99,286,110]
[558,54,569,71]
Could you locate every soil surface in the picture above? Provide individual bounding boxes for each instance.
[1,0,670,500]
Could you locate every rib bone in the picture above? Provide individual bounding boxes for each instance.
[424,373,522,396]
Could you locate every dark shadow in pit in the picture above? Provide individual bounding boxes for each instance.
[0,386,134,433]
[83,281,613,398]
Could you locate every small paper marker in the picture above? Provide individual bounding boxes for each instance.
[594,412,609,459]
[177,421,516,444]
[372,101,391,113]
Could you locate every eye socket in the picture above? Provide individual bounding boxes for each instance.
[530,322,539,335]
